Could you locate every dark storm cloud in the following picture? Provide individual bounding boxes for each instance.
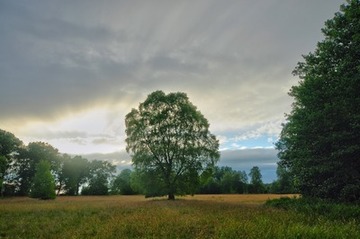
[219,148,279,182]
[0,1,139,121]
[219,148,278,169]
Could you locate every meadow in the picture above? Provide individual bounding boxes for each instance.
[1,194,359,239]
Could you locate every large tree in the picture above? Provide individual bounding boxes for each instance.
[82,160,116,195]
[276,0,360,202]
[61,155,90,195]
[16,142,60,196]
[125,91,219,199]
[0,129,23,196]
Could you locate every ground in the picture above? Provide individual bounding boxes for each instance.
[0,194,358,238]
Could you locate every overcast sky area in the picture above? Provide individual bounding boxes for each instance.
[1,0,344,182]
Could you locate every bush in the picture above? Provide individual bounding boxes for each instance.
[266,197,360,221]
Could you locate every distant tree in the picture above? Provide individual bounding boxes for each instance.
[270,164,295,194]
[248,166,265,193]
[30,160,56,200]
[16,142,60,196]
[198,166,248,194]
[111,169,136,195]
[0,129,23,196]
[62,156,90,195]
[82,160,116,195]
[276,164,295,193]
[56,154,70,195]
[82,174,109,195]
[276,0,360,202]
[125,91,219,199]
[198,166,221,194]
[221,168,248,194]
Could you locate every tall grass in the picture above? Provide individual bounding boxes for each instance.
[1,195,359,238]
[265,196,360,222]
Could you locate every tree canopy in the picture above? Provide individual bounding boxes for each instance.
[110,169,136,195]
[82,160,116,195]
[30,160,56,200]
[276,0,360,202]
[0,129,118,196]
[16,142,60,196]
[248,166,265,193]
[0,129,23,196]
[125,91,219,199]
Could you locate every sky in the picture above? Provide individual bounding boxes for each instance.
[0,0,344,182]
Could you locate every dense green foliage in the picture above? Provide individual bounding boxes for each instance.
[110,169,137,195]
[1,127,291,197]
[0,129,23,196]
[0,129,116,196]
[270,164,296,194]
[116,165,293,195]
[30,160,56,200]
[125,91,219,199]
[198,166,248,194]
[82,160,116,195]
[266,197,360,222]
[276,0,360,202]
[248,166,265,193]
[16,142,60,196]
[61,155,90,195]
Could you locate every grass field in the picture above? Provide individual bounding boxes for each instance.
[1,194,359,238]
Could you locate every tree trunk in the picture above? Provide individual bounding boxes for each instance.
[168,193,175,200]
[0,180,3,198]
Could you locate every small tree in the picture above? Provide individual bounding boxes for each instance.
[125,91,219,199]
[111,169,136,195]
[248,166,265,193]
[30,160,56,200]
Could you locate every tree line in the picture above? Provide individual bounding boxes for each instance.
[2,1,358,203]
[0,130,115,198]
[0,129,294,198]
[112,165,296,196]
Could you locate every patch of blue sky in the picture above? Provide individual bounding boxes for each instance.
[219,134,277,151]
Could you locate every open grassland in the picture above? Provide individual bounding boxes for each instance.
[1,194,359,239]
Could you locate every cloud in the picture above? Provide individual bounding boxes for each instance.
[82,150,132,172]
[80,148,279,182]
[219,148,279,182]
[24,130,88,141]
[219,148,278,168]
[0,0,344,160]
